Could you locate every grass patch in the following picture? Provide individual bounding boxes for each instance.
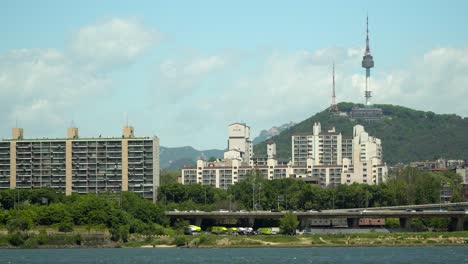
[255,235,300,243]
[230,238,263,246]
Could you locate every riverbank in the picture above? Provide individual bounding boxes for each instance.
[135,231,468,248]
[1,230,467,249]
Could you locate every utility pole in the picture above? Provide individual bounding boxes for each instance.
[332,191,335,210]
[204,187,207,207]
[439,183,443,211]
[257,183,262,210]
[252,183,255,211]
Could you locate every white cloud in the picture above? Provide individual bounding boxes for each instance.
[155,46,468,148]
[154,55,229,101]
[199,48,361,125]
[71,18,160,69]
[354,47,468,115]
[0,49,110,135]
[183,55,226,76]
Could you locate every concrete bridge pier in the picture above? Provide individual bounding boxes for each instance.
[194,217,202,226]
[347,218,359,228]
[399,217,411,230]
[299,218,310,230]
[248,217,255,227]
[448,216,465,231]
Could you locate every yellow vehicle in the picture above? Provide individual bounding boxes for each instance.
[184,225,202,235]
[257,227,279,235]
[227,227,238,234]
[210,226,228,234]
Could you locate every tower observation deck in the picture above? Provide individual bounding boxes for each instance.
[351,15,383,122]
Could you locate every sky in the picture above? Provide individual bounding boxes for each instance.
[1,0,467,150]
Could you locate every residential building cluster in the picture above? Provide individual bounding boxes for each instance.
[0,126,160,201]
[182,122,388,189]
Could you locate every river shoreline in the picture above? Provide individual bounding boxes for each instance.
[1,231,467,249]
[0,243,467,249]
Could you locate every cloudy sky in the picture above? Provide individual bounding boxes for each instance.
[1,0,467,149]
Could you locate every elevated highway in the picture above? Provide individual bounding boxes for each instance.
[348,202,468,211]
[166,203,468,231]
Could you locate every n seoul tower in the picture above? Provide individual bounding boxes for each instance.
[362,16,374,106]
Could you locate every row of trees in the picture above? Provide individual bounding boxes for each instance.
[0,190,168,241]
[158,167,464,211]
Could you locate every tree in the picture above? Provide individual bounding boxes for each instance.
[279,212,299,235]
[160,170,180,185]
[7,215,32,233]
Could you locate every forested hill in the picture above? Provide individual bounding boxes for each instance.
[253,102,468,164]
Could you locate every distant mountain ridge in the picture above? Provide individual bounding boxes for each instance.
[253,102,468,164]
[252,121,296,144]
[160,146,223,170]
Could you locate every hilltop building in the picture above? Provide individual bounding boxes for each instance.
[350,15,383,121]
[181,122,387,189]
[0,126,160,201]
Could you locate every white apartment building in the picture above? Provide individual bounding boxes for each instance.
[182,123,387,189]
[223,123,253,165]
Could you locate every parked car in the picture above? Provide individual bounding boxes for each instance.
[210,226,228,234]
[184,225,201,235]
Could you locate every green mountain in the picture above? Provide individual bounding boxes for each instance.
[160,146,224,170]
[253,102,468,164]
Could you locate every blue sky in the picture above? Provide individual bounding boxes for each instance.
[1,0,467,149]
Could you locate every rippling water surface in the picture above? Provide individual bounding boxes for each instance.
[1,246,467,264]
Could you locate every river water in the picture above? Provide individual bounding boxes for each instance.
[0,246,466,264]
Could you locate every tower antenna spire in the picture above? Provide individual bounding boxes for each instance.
[329,61,339,113]
[365,14,370,54]
[332,61,336,104]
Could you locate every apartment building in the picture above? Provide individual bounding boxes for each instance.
[0,126,160,201]
[182,122,387,189]
[291,126,344,166]
[223,123,253,165]
[291,123,379,167]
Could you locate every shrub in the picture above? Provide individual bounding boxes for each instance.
[23,237,39,248]
[74,234,82,245]
[111,227,120,242]
[279,212,299,235]
[8,232,27,247]
[173,235,186,247]
[58,221,74,233]
[7,216,32,233]
[119,225,129,242]
[384,218,400,228]
[37,230,49,245]
[111,225,129,242]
